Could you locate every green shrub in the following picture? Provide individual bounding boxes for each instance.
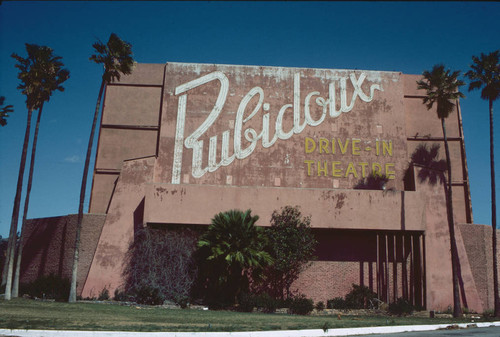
[113,288,131,302]
[315,301,325,311]
[345,284,378,309]
[327,297,348,309]
[388,297,414,316]
[237,292,256,312]
[289,294,314,315]
[174,294,190,309]
[255,293,278,313]
[133,285,164,305]
[98,287,110,301]
[275,296,293,309]
[482,309,495,320]
[20,274,70,301]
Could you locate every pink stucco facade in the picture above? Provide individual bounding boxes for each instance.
[23,62,497,312]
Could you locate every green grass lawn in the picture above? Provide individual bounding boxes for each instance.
[0,298,484,332]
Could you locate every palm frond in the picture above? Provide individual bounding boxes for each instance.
[89,33,134,83]
[417,64,465,119]
[465,50,500,102]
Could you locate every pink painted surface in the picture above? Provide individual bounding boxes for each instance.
[412,166,482,312]
[144,184,426,231]
[79,62,483,309]
[82,157,155,298]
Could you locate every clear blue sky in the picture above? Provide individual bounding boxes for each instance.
[0,1,499,238]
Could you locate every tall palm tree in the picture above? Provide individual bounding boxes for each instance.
[4,44,68,300]
[198,209,272,306]
[10,46,69,298]
[417,64,465,317]
[466,50,500,316]
[0,96,13,127]
[69,33,134,302]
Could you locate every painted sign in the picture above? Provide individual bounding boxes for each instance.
[158,63,405,189]
[172,72,382,184]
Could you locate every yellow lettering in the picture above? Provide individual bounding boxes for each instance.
[345,162,359,178]
[352,139,361,155]
[331,138,336,154]
[305,137,316,153]
[319,138,330,154]
[383,140,393,156]
[338,139,349,154]
[304,160,314,176]
[359,162,369,177]
[372,162,382,175]
[385,163,395,179]
[318,161,328,176]
[332,161,343,177]
[376,140,380,156]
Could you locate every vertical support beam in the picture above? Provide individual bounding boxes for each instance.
[369,261,374,292]
[402,233,407,300]
[414,234,422,308]
[360,261,364,287]
[376,233,380,300]
[385,233,389,304]
[393,234,397,302]
[422,234,427,309]
[410,234,415,306]
[418,234,425,309]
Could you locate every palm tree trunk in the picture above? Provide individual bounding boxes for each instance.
[441,117,462,318]
[4,108,33,300]
[489,99,500,317]
[12,104,44,298]
[69,79,105,302]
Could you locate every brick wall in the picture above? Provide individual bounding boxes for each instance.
[459,223,500,311]
[22,214,105,295]
[292,229,424,306]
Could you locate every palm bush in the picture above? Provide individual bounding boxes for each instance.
[196,209,272,308]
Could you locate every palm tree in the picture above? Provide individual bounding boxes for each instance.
[69,33,134,302]
[4,44,68,300]
[417,64,465,317]
[10,46,69,298]
[0,96,13,127]
[197,209,272,306]
[466,50,500,316]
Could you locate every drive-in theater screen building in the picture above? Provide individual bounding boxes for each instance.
[22,62,499,312]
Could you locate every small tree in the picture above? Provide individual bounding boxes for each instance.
[265,205,317,299]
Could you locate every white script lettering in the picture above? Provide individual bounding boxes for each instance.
[171,71,381,184]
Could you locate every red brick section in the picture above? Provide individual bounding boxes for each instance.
[22,214,105,296]
[459,224,500,311]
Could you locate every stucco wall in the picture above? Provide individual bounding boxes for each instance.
[81,62,478,310]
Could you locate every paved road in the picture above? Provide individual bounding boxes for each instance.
[366,325,500,336]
